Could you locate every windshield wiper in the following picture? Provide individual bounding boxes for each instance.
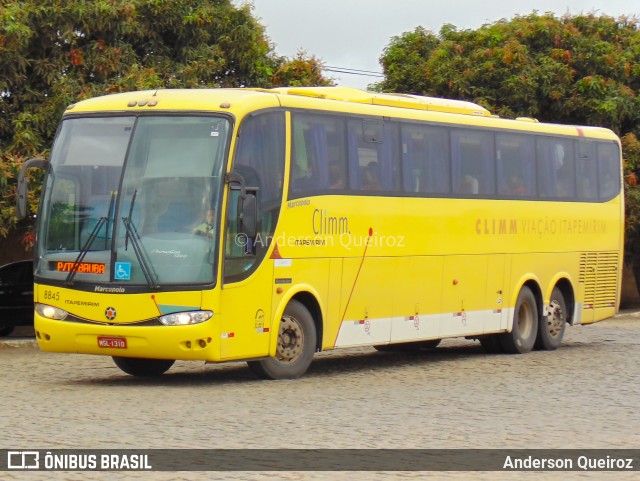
[122,190,159,289]
[65,191,116,286]
[124,189,137,252]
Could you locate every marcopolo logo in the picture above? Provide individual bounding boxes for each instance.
[105,307,117,321]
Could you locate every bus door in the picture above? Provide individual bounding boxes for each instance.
[219,111,286,360]
[219,245,274,360]
[219,179,278,360]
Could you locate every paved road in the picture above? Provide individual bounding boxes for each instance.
[2,314,640,481]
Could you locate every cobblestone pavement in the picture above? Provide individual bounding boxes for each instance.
[2,314,640,481]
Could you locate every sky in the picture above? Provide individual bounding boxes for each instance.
[240,0,637,90]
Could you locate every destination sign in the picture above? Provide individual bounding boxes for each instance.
[52,262,106,274]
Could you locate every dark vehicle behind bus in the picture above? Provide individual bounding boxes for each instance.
[0,260,34,336]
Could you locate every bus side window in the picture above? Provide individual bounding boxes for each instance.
[401,124,450,194]
[46,176,79,251]
[290,113,347,195]
[537,139,575,199]
[225,111,285,281]
[496,133,535,197]
[347,119,399,192]
[451,129,495,196]
[576,141,597,200]
[597,143,620,201]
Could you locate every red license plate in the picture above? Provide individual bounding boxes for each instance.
[97,336,127,349]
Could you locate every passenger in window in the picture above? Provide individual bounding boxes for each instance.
[505,175,525,195]
[462,175,479,194]
[194,208,216,238]
[291,162,315,191]
[553,144,565,170]
[362,161,382,190]
[329,162,345,189]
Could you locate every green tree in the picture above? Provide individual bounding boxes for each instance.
[271,50,334,87]
[375,13,640,133]
[0,0,330,250]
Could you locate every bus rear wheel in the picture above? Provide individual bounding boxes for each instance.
[112,357,175,377]
[247,300,316,380]
[535,287,567,350]
[499,286,538,354]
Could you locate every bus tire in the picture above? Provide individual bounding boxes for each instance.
[499,286,538,354]
[112,357,175,377]
[247,300,316,380]
[535,287,567,350]
[479,334,503,353]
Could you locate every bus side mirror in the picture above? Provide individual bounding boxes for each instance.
[238,192,257,239]
[225,171,260,250]
[16,158,48,220]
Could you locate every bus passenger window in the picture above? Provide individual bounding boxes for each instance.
[537,139,575,199]
[575,141,598,200]
[401,124,450,194]
[290,113,347,196]
[496,133,535,198]
[348,119,399,192]
[598,143,620,201]
[451,129,495,196]
[225,111,285,281]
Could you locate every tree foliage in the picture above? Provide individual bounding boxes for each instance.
[375,13,640,135]
[0,0,329,246]
[271,50,333,87]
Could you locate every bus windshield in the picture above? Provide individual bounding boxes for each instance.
[37,115,229,288]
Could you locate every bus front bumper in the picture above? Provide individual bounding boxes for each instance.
[34,315,221,362]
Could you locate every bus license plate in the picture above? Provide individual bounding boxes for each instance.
[97,336,127,349]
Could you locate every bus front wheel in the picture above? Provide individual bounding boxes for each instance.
[112,357,175,377]
[535,287,567,350]
[247,300,317,380]
[500,286,538,354]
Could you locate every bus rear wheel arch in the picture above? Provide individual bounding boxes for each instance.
[247,299,317,380]
[499,285,539,354]
[112,357,175,377]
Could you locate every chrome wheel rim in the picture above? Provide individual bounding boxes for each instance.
[276,315,304,363]
[546,300,564,337]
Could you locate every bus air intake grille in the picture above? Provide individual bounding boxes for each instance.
[579,251,619,308]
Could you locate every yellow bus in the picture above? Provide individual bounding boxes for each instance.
[17,86,623,379]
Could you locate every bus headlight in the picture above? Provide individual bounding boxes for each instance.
[159,310,213,326]
[35,303,68,320]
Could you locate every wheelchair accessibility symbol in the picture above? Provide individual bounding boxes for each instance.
[114,262,131,281]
